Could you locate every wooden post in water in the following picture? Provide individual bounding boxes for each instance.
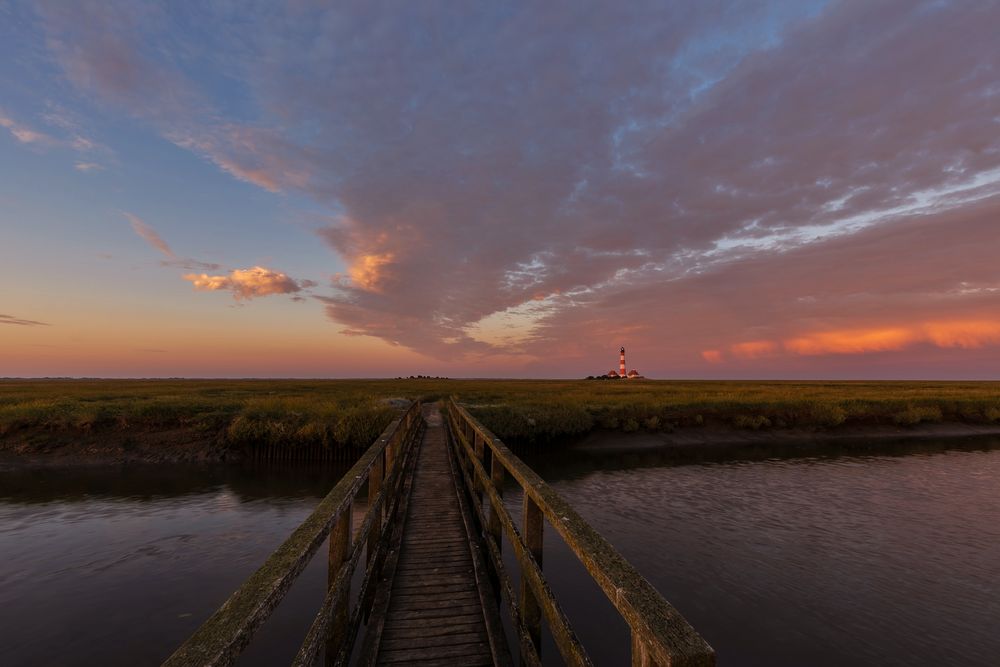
[521,494,544,657]
[327,503,352,664]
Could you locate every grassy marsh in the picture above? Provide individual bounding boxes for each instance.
[2,379,1000,456]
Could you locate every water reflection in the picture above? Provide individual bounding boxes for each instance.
[0,463,350,667]
[516,436,1000,666]
[3,436,999,666]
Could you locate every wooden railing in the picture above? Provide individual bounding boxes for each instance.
[444,398,715,667]
[163,401,424,667]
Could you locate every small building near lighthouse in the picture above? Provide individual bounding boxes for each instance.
[590,347,644,379]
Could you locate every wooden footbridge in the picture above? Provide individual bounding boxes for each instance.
[163,400,714,667]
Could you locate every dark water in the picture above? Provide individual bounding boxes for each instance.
[0,464,360,667]
[2,438,999,666]
[514,436,1000,666]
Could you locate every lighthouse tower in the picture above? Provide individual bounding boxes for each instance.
[619,347,626,378]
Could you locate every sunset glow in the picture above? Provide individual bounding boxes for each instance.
[3,2,1000,378]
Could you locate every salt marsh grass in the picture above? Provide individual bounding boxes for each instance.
[2,379,999,450]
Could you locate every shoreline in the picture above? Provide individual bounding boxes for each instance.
[568,421,1000,453]
[0,427,231,471]
[5,420,1000,471]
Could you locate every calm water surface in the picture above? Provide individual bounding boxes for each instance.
[0,464,356,666]
[2,438,999,666]
[516,437,1000,666]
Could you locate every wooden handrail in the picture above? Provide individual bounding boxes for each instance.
[445,398,715,667]
[163,401,423,667]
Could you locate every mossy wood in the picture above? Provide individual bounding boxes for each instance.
[162,401,423,667]
[446,397,715,667]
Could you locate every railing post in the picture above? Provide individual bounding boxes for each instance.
[631,630,661,667]
[521,493,544,658]
[326,503,352,664]
[385,430,396,476]
[473,431,486,503]
[367,452,384,568]
[489,448,504,549]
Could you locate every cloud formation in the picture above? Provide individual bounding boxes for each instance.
[125,212,173,258]
[0,314,50,327]
[183,267,316,301]
[124,212,220,271]
[0,112,56,146]
[29,1,1000,373]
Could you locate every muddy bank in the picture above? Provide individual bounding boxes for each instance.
[568,421,1000,453]
[0,427,234,470]
[7,420,1000,471]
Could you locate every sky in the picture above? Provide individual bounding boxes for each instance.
[2,0,1000,379]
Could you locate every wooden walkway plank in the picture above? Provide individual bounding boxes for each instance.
[371,404,508,666]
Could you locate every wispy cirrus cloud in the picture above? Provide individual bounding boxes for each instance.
[124,212,220,271]
[125,212,173,258]
[0,314,50,327]
[0,112,56,146]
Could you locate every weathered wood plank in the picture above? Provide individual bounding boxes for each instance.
[393,573,476,586]
[377,642,492,663]
[387,604,484,622]
[382,615,482,641]
[373,405,506,666]
[380,630,487,652]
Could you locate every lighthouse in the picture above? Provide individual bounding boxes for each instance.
[619,347,626,378]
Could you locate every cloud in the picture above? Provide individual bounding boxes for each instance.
[701,350,724,364]
[0,314,50,327]
[74,161,104,172]
[124,212,174,258]
[33,1,1000,373]
[0,112,56,146]
[1,106,105,157]
[183,266,315,300]
[124,212,220,271]
[712,319,1000,362]
[730,340,779,360]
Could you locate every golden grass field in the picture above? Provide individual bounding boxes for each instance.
[2,379,1000,453]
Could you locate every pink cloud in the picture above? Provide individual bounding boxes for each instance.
[124,212,220,271]
[124,212,174,258]
[730,340,779,360]
[32,2,1000,377]
[0,113,56,147]
[701,350,723,364]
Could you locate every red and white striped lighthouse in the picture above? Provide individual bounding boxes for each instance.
[619,347,626,378]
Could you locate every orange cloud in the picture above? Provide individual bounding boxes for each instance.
[730,340,778,359]
[784,327,916,356]
[701,349,724,363]
[708,319,1000,363]
[183,266,314,300]
[349,253,394,291]
[922,320,1000,349]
